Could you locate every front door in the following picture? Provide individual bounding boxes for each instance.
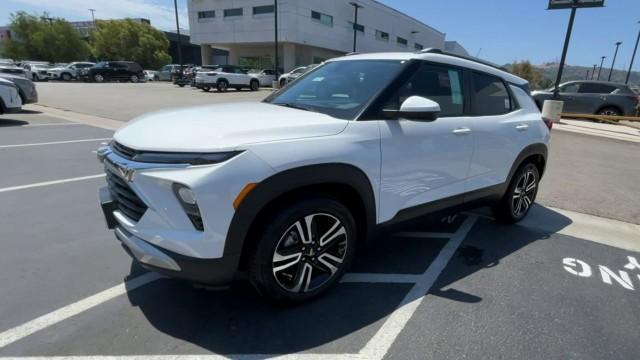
[377,62,474,222]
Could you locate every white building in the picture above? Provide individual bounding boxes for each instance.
[187,0,468,71]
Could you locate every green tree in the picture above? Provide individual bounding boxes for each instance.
[91,19,171,69]
[1,11,90,62]
[508,60,546,89]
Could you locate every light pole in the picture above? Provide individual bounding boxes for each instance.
[274,0,279,79]
[608,41,622,82]
[552,3,577,99]
[173,0,183,80]
[597,56,606,80]
[591,64,597,80]
[88,9,96,27]
[626,21,640,84]
[349,2,363,53]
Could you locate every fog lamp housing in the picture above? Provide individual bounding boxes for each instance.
[172,183,204,231]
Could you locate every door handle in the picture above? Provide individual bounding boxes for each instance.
[452,127,472,135]
[515,123,529,131]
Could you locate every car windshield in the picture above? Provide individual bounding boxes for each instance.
[265,60,406,120]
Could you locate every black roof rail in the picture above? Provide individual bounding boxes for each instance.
[417,48,507,72]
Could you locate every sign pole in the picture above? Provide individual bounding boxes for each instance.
[553,3,577,99]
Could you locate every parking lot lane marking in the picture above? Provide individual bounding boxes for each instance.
[394,231,454,239]
[0,273,163,349]
[0,174,105,193]
[0,138,111,149]
[359,215,478,360]
[341,273,422,284]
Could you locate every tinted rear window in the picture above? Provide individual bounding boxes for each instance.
[578,83,617,94]
[472,72,513,116]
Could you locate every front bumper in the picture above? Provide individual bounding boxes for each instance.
[100,186,240,284]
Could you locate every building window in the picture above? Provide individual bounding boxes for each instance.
[397,37,408,47]
[375,30,389,41]
[350,22,364,33]
[414,43,424,50]
[311,10,333,26]
[224,8,243,17]
[197,10,215,21]
[253,5,274,15]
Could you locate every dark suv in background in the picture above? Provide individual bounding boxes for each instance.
[81,61,145,83]
[532,81,639,116]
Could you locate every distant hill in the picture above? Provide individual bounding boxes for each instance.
[535,62,640,86]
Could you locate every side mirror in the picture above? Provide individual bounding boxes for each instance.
[398,96,441,121]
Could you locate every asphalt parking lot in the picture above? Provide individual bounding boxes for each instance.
[1,84,639,359]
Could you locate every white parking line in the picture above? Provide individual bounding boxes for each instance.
[0,138,111,149]
[359,215,477,360]
[0,174,105,193]
[0,273,163,349]
[23,123,84,127]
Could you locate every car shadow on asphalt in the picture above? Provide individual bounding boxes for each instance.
[122,206,572,355]
[0,119,29,127]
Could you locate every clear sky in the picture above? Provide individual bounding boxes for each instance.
[1,0,639,70]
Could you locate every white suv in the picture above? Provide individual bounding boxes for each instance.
[194,65,260,92]
[98,50,550,303]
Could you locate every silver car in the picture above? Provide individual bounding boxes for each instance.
[532,81,639,117]
[0,73,38,104]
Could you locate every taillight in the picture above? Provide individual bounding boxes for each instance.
[542,117,553,130]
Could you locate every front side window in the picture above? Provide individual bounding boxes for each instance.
[578,83,617,94]
[560,83,579,93]
[265,60,407,120]
[382,63,464,117]
[472,72,512,116]
[224,8,243,17]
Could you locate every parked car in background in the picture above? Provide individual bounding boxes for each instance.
[81,61,145,83]
[278,65,319,87]
[0,78,22,114]
[143,70,158,82]
[157,64,194,81]
[0,64,27,78]
[0,73,38,104]
[532,81,640,117]
[46,62,94,81]
[251,69,276,87]
[194,65,260,92]
[22,62,51,81]
[189,65,218,87]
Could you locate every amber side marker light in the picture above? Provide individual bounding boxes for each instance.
[233,183,258,209]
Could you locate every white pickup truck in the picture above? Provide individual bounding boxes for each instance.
[194,65,260,92]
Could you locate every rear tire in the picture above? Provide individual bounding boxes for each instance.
[597,107,621,117]
[249,196,356,304]
[61,73,72,81]
[250,80,259,91]
[492,163,540,224]
[202,86,210,92]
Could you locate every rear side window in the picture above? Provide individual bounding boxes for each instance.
[383,63,465,117]
[472,72,512,116]
[578,83,616,94]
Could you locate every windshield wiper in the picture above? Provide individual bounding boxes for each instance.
[274,102,315,112]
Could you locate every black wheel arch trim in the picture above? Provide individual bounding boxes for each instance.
[224,163,377,273]
[507,143,548,183]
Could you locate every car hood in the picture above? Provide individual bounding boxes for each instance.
[114,102,349,152]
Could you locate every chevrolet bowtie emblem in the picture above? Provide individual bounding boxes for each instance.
[116,163,136,182]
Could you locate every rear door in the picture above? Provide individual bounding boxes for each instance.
[465,71,528,197]
[575,82,617,114]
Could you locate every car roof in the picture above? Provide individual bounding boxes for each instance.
[328,51,527,85]
[562,80,628,87]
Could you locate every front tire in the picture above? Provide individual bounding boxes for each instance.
[250,80,259,91]
[93,74,104,83]
[492,163,540,224]
[597,107,621,117]
[61,73,72,81]
[217,80,229,92]
[249,197,356,303]
[130,75,139,83]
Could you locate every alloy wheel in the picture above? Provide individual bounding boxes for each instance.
[511,169,537,218]
[272,213,348,293]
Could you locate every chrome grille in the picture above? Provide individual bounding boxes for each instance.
[104,163,147,221]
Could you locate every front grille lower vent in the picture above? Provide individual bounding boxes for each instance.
[105,164,148,221]
[111,141,137,160]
